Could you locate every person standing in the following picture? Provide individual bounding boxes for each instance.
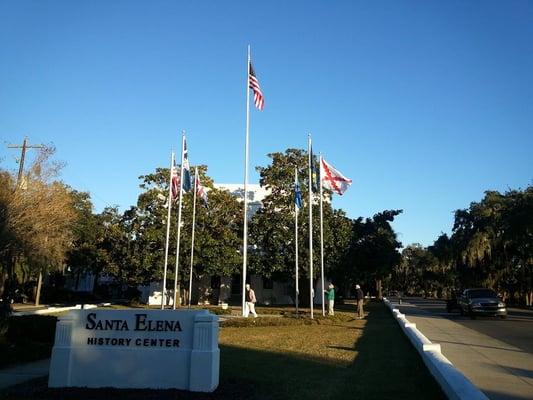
[325,283,335,316]
[244,283,258,318]
[355,284,364,319]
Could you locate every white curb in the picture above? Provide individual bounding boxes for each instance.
[12,304,98,316]
[383,298,489,400]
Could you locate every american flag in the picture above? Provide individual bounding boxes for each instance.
[249,63,264,110]
[196,175,208,206]
[171,164,180,202]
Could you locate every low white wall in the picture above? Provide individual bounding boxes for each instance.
[383,298,489,400]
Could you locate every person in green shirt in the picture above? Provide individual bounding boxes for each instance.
[325,283,335,316]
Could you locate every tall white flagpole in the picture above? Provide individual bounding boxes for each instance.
[295,166,299,317]
[173,131,186,309]
[188,167,198,308]
[319,154,325,316]
[308,134,314,319]
[161,151,175,309]
[242,45,251,316]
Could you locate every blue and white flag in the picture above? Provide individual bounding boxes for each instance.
[310,144,320,193]
[295,176,303,209]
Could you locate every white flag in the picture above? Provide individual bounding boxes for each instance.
[320,158,352,195]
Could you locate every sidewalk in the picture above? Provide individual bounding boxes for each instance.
[11,303,100,316]
[0,359,50,389]
[392,299,533,400]
[11,303,47,312]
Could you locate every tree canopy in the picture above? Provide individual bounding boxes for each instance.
[8,145,528,306]
[393,187,533,305]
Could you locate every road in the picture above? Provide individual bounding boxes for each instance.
[402,297,533,354]
[391,297,533,400]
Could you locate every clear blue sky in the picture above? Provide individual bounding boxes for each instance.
[1,1,532,246]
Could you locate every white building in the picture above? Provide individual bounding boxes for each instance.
[214,183,270,218]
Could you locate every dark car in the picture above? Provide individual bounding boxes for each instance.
[458,288,507,319]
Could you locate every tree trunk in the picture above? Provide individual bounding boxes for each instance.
[35,270,43,306]
[1,250,15,302]
[20,264,27,287]
[376,279,383,300]
[0,269,6,300]
[176,283,181,307]
[75,271,80,291]
[92,270,99,295]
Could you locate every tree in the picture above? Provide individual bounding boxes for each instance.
[344,210,403,299]
[394,244,439,296]
[109,166,243,303]
[428,233,457,296]
[0,147,76,306]
[422,186,533,305]
[249,148,352,301]
[66,190,101,290]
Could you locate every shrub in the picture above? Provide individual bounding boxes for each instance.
[7,315,57,344]
[203,307,232,315]
[220,311,355,328]
[221,316,317,328]
[123,287,141,302]
[40,287,99,304]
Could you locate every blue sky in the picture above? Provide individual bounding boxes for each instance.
[1,1,532,247]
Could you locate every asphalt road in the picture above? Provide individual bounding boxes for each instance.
[392,297,533,400]
[400,297,533,354]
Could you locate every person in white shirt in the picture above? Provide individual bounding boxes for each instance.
[244,283,258,318]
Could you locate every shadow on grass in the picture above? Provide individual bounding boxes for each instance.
[327,345,357,351]
[333,302,445,400]
[0,302,445,400]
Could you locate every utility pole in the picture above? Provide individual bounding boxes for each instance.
[6,136,45,306]
[7,137,45,186]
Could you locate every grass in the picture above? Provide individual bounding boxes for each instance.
[0,337,52,369]
[0,301,444,400]
[218,302,444,400]
[0,315,57,369]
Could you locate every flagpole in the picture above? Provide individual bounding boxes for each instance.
[188,167,198,308]
[173,132,186,309]
[242,45,251,317]
[295,166,299,317]
[161,151,175,309]
[319,154,325,316]
[308,134,314,319]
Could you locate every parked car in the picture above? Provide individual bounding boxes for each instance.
[458,288,507,319]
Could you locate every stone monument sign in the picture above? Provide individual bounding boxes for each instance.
[48,309,219,392]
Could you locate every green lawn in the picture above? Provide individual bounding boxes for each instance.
[0,315,57,369]
[218,302,444,400]
[1,301,444,400]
